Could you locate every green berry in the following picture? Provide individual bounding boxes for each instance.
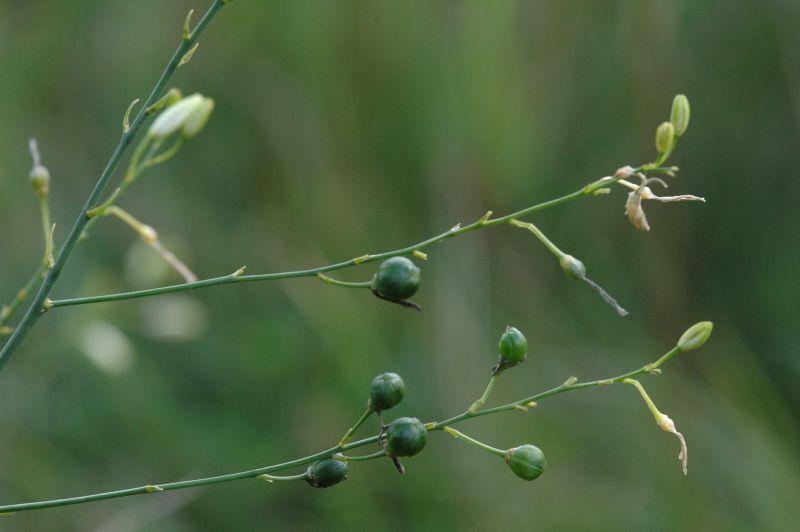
[499,326,527,366]
[306,459,348,488]
[369,372,405,413]
[385,417,427,457]
[371,257,420,301]
[504,444,546,481]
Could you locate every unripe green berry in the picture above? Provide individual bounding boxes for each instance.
[499,326,527,366]
[385,417,427,457]
[559,255,586,279]
[369,372,405,413]
[29,165,50,196]
[371,257,420,301]
[677,321,713,352]
[306,459,348,488]
[670,94,691,137]
[504,444,546,481]
[655,121,675,154]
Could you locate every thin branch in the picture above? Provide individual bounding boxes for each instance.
[46,179,625,309]
[0,345,681,514]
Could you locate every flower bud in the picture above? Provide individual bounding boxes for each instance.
[306,459,348,488]
[504,444,546,481]
[670,94,690,137]
[148,93,211,139]
[677,321,713,352]
[655,122,675,154]
[371,257,420,301]
[385,417,427,457]
[165,88,183,107]
[29,164,50,196]
[498,326,527,368]
[182,98,215,139]
[559,255,586,279]
[369,372,405,413]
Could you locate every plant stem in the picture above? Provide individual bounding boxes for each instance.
[0,265,46,334]
[338,407,374,447]
[317,274,372,289]
[0,0,228,372]
[468,375,498,413]
[443,427,505,457]
[0,344,681,514]
[340,450,386,462]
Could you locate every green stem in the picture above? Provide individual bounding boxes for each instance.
[256,472,309,482]
[0,0,228,372]
[318,274,373,289]
[0,343,682,514]
[508,219,565,260]
[338,407,374,447]
[340,450,386,462]
[468,374,498,413]
[38,194,52,265]
[0,265,46,333]
[443,427,505,457]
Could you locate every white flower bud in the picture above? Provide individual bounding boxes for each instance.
[147,93,208,139]
[182,98,215,139]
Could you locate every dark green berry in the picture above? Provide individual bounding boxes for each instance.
[371,257,420,301]
[369,372,405,413]
[504,444,546,481]
[306,459,349,488]
[499,326,527,365]
[385,417,427,457]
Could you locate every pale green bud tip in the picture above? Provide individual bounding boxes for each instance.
[677,321,713,352]
[29,165,50,195]
[182,98,214,139]
[655,121,675,154]
[147,93,212,139]
[670,94,690,137]
[165,88,183,107]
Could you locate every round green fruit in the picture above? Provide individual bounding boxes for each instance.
[306,459,349,488]
[504,444,546,481]
[371,257,420,301]
[369,372,405,413]
[385,417,427,457]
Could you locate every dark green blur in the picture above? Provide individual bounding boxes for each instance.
[0,0,798,530]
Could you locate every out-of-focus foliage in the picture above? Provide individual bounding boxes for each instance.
[1,1,799,530]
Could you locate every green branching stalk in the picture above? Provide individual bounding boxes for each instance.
[0,0,228,371]
[0,345,682,514]
[45,169,645,311]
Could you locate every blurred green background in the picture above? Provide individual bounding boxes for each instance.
[1,0,799,530]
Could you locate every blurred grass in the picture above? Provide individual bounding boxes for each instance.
[1,0,799,530]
